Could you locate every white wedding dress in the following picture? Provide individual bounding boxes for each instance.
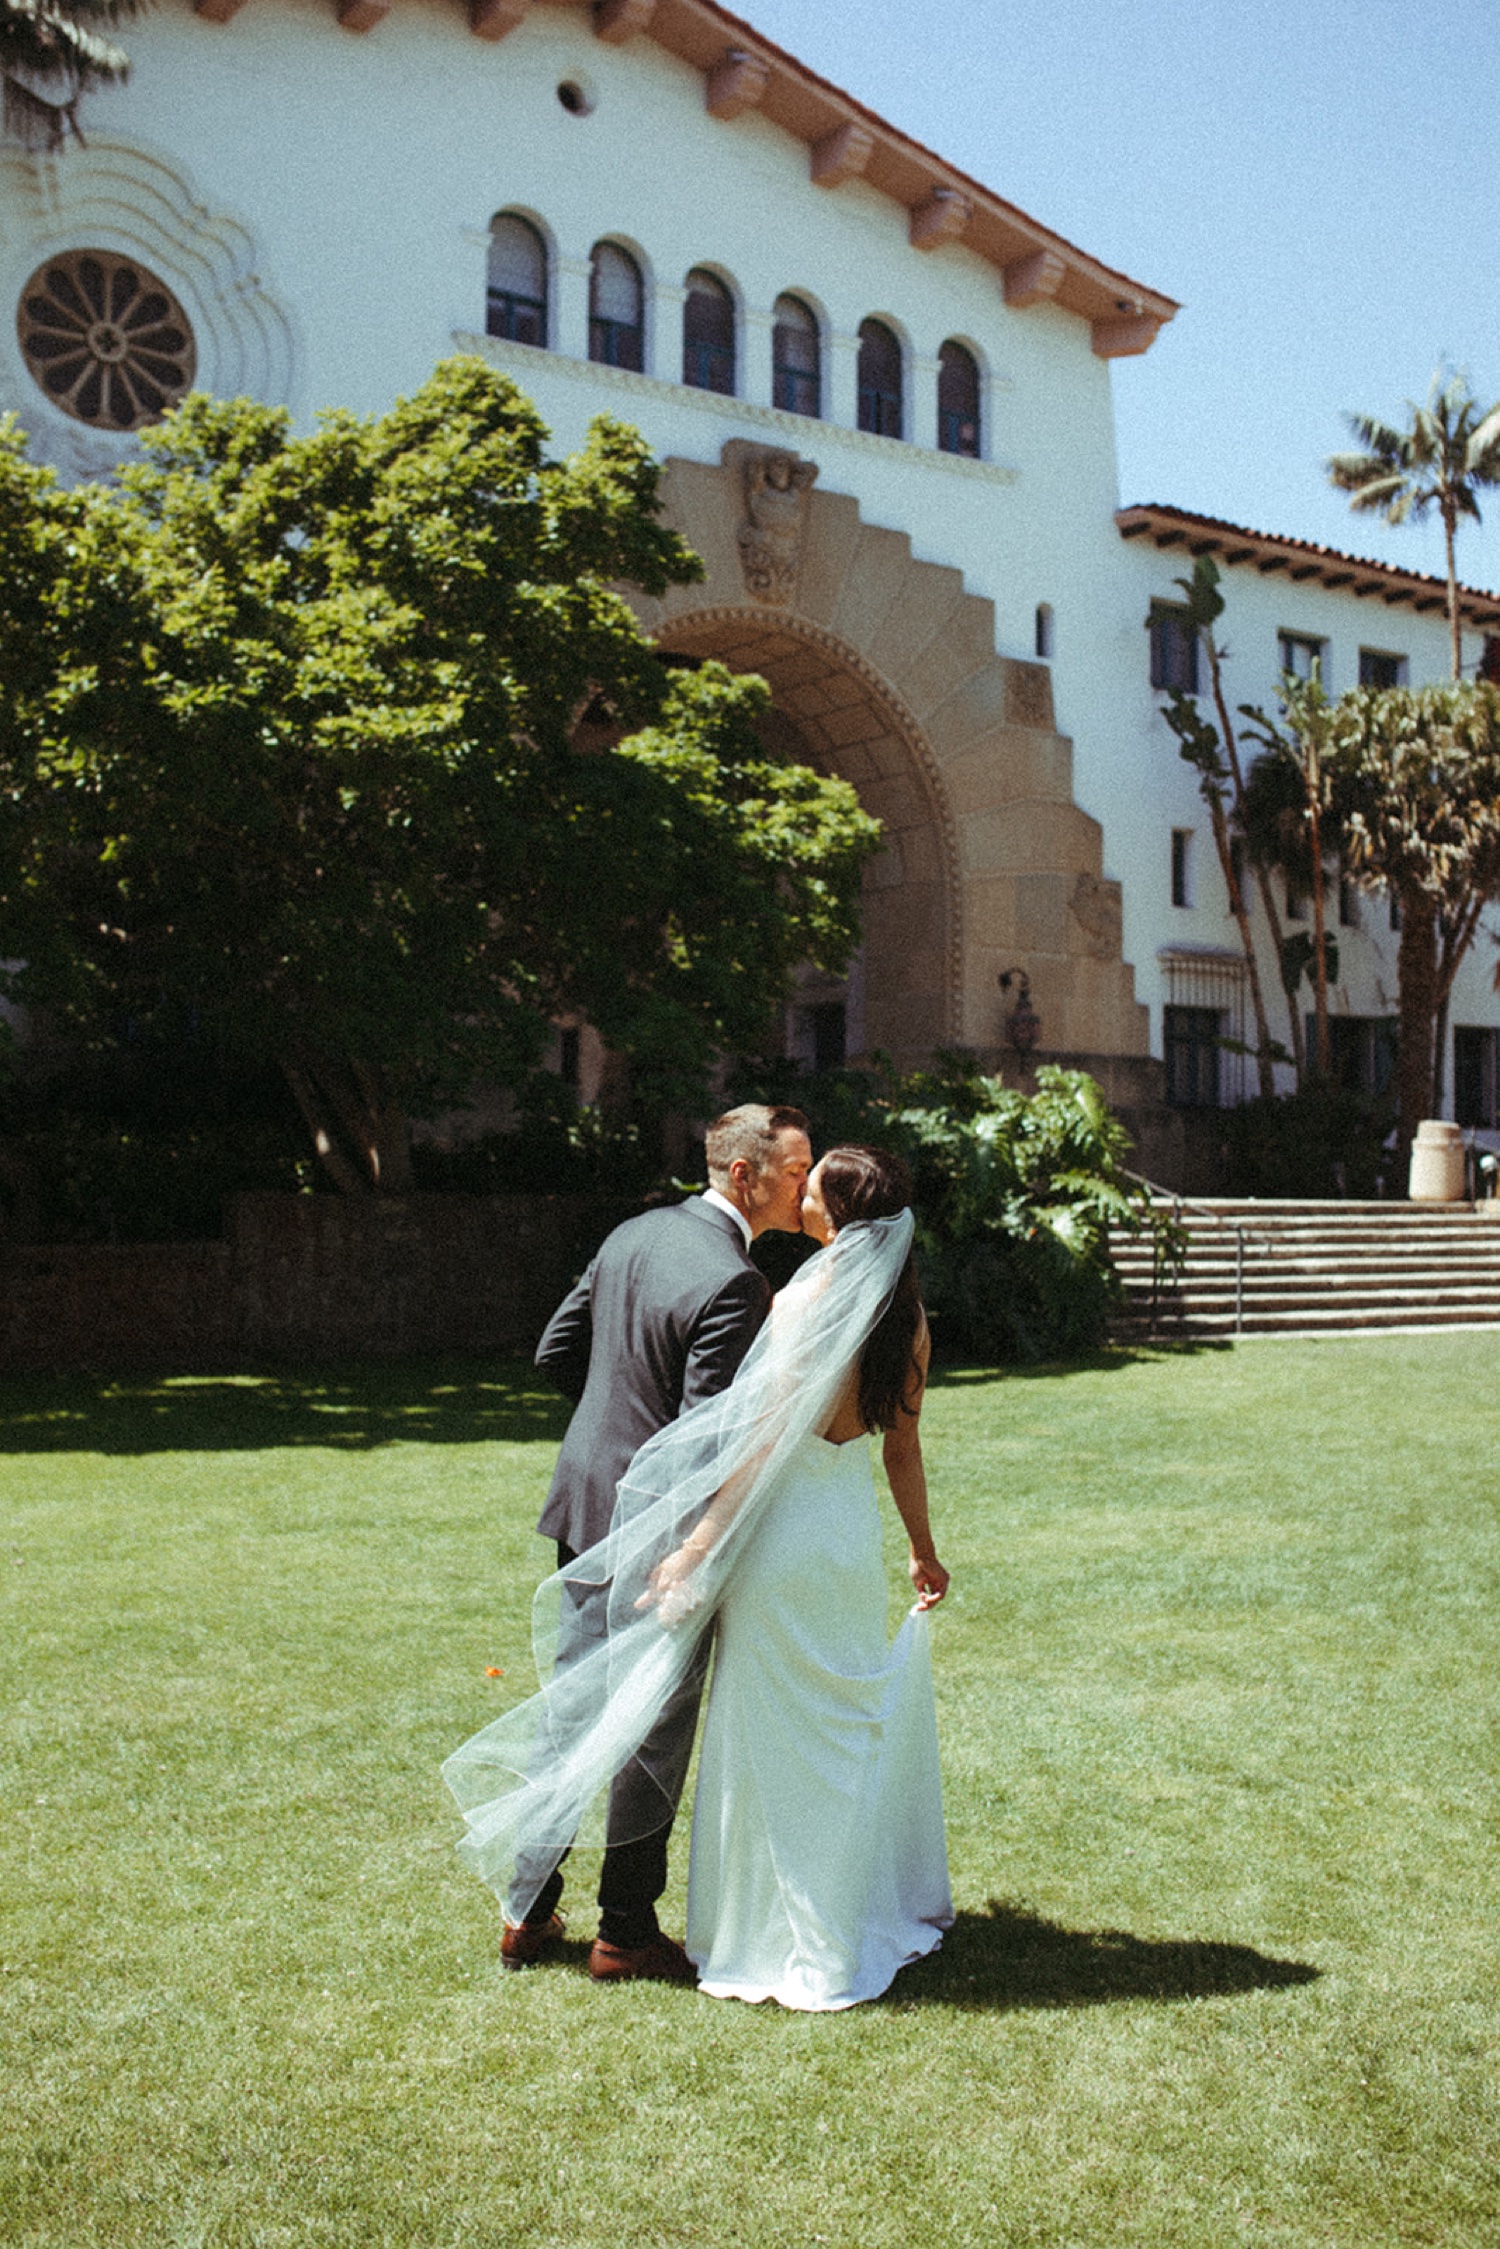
[685,1430,952,2010]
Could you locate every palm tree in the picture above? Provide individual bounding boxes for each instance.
[1,0,141,153]
[1328,368,1500,681]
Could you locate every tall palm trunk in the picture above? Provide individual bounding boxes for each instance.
[1204,638,1281,1096]
[1307,790,1331,1078]
[1443,505,1462,682]
[1394,890,1438,1160]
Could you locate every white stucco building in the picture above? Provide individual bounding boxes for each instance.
[3,0,1497,1178]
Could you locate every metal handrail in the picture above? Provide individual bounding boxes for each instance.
[1116,1168,1277,1337]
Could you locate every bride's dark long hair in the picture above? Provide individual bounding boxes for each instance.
[818,1145,924,1432]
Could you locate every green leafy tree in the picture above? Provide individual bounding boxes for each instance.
[1255,682,1500,1152]
[1153,556,1290,1094]
[1242,674,1341,1080]
[0,420,74,1031]
[1236,734,1339,1084]
[0,0,139,149]
[4,360,880,1191]
[1328,368,1500,682]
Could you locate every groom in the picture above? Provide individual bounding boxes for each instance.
[514,1101,813,1982]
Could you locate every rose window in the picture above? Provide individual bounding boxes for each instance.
[17,250,196,431]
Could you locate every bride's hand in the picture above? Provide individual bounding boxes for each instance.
[909,1553,949,1610]
[637,1545,700,1619]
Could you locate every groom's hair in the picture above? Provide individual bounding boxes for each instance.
[704,1103,810,1187]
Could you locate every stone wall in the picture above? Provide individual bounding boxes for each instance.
[0,1192,624,1373]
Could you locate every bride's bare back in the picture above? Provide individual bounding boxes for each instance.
[817,1311,931,1445]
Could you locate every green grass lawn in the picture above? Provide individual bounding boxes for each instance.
[2,1334,1498,2248]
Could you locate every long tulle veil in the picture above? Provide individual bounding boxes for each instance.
[441,1209,916,1920]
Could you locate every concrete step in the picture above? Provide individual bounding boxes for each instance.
[1112,1246,1500,1271]
[1134,1197,1492,1217]
[1116,1302,1500,1337]
[1108,1199,1500,1337]
[1117,1280,1500,1315]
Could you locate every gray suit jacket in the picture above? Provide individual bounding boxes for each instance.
[534,1196,771,1556]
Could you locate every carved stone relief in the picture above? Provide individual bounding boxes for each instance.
[723,437,818,607]
[1070,872,1123,959]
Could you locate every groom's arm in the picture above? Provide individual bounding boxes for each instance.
[534,1263,596,1404]
[679,1267,770,1414]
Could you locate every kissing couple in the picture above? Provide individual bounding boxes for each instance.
[444,1103,953,2011]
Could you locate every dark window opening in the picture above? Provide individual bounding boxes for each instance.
[1315,1015,1398,1101]
[1150,604,1199,694]
[589,242,644,371]
[487,214,547,346]
[937,338,980,456]
[1279,632,1324,683]
[1171,828,1192,908]
[1359,648,1405,689]
[1454,1025,1498,1127]
[558,1027,581,1090]
[772,294,819,417]
[856,318,902,437]
[682,268,734,394]
[1165,1005,1222,1108]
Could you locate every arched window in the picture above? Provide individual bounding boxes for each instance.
[772,293,820,417]
[937,338,980,456]
[1035,603,1054,660]
[856,318,902,438]
[683,268,735,394]
[487,214,547,347]
[589,242,644,371]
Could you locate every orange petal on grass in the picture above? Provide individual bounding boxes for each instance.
[484,1666,504,1677]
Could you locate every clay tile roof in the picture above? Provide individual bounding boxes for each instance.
[1116,502,1500,629]
[660,0,1178,339]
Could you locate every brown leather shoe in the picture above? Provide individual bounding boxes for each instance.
[500,1912,564,1969]
[588,1932,699,1986]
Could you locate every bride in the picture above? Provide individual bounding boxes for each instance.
[444,1144,953,2010]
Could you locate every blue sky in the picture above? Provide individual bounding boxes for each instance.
[741,0,1500,594]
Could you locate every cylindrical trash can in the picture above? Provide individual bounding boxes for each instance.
[1408,1118,1465,1201]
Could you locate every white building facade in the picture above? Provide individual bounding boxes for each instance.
[1116,506,1500,1148]
[3,0,1497,1178]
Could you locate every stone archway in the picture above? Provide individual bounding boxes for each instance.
[655,605,962,1061]
[631,441,1152,1080]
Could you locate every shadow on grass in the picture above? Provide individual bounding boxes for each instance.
[0,1344,1245,1455]
[0,1357,573,1455]
[928,1337,1233,1391]
[882,1899,1319,2013]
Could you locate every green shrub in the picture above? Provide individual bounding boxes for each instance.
[0,1033,309,1242]
[1221,1081,1392,1199]
[732,1051,1171,1361]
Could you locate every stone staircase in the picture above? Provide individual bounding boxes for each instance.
[1110,1199,1500,1338]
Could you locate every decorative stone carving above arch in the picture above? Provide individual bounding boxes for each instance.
[0,138,295,480]
[723,438,818,608]
[632,450,1150,1073]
